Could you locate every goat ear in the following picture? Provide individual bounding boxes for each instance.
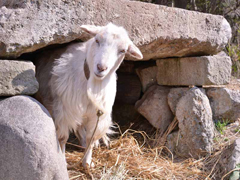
[127,43,143,60]
[80,25,102,36]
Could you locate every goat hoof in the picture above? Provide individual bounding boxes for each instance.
[83,161,95,169]
[90,162,95,168]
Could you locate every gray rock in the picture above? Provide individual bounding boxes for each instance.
[0,60,39,96]
[169,88,215,158]
[166,131,188,156]
[135,85,174,133]
[166,131,178,153]
[156,52,232,86]
[167,88,189,115]
[0,0,28,8]
[218,138,240,179]
[229,139,240,172]
[207,87,240,122]
[136,66,157,92]
[0,0,231,60]
[0,96,69,180]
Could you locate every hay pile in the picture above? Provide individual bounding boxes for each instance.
[66,120,240,180]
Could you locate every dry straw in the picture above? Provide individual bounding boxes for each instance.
[66,119,240,180]
[67,130,203,179]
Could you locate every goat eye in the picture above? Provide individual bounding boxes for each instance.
[119,50,126,54]
[95,39,99,45]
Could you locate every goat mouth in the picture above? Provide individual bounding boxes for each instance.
[94,73,104,78]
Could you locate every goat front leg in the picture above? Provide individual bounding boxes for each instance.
[55,122,69,164]
[68,128,97,170]
[75,125,100,148]
[82,136,95,168]
[82,110,103,168]
[59,136,68,162]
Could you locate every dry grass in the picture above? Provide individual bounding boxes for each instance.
[66,120,240,180]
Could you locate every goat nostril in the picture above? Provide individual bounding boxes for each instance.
[97,64,102,71]
[97,64,108,72]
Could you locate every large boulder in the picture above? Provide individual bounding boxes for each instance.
[135,85,174,133]
[0,96,69,180]
[207,87,240,122]
[167,88,215,158]
[0,0,231,60]
[0,60,39,96]
[156,52,232,86]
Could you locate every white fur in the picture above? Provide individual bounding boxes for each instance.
[36,23,143,167]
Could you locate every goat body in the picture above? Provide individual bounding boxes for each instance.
[35,23,143,167]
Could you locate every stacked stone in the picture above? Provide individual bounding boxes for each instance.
[0,2,69,179]
[0,61,69,179]
[0,60,38,96]
[135,49,240,158]
[134,14,239,160]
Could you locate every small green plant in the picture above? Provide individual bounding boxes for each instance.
[232,64,238,73]
[215,119,229,135]
[213,136,220,142]
[226,43,240,78]
[224,138,229,142]
[235,127,240,133]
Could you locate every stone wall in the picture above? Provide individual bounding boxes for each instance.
[0,0,239,179]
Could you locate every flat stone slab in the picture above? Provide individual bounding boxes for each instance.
[0,96,69,180]
[156,52,232,86]
[0,60,39,96]
[0,0,231,60]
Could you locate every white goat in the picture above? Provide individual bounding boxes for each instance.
[35,23,143,168]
